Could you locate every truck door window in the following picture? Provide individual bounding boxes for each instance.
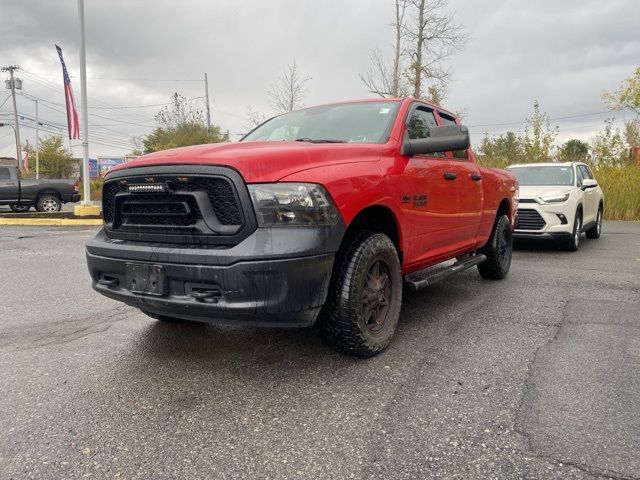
[407,106,444,157]
[0,167,10,179]
[438,112,468,159]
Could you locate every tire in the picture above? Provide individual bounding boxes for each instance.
[9,204,31,213]
[319,232,402,357]
[478,214,512,280]
[36,194,62,213]
[585,205,603,239]
[564,210,582,252]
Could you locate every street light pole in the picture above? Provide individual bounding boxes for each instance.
[78,0,91,207]
[204,72,211,130]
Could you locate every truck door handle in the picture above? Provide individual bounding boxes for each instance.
[470,173,482,181]
[443,172,457,180]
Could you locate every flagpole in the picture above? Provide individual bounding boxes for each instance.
[78,0,91,208]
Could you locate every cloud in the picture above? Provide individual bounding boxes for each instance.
[0,0,637,157]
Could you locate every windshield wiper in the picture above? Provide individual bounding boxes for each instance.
[295,137,348,143]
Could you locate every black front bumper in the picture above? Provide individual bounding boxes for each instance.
[86,224,344,327]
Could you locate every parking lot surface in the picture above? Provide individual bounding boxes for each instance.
[0,222,638,479]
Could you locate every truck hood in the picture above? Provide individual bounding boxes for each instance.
[518,185,574,199]
[111,141,383,182]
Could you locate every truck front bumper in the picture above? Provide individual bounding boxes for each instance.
[86,224,344,327]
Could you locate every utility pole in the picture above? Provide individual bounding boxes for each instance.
[2,66,22,166]
[24,139,28,170]
[204,72,211,130]
[35,98,39,179]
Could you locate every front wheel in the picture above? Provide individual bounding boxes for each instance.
[564,210,582,252]
[36,194,62,213]
[9,204,31,213]
[585,205,603,239]
[478,214,512,280]
[319,232,402,357]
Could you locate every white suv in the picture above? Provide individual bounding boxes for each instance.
[506,162,604,251]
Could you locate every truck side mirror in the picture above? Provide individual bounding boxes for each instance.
[581,178,598,190]
[403,125,470,156]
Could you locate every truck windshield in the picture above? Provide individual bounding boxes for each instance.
[242,101,400,144]
[507,165,574,186]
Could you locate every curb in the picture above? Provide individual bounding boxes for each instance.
[0,217,103,226]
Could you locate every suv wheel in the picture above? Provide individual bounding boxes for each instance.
[564,210,582,252]
[320,232,402,357]
[9,204,31,213]
[478,214,512,280]
[36,194,62,213]
[585,205,603,239]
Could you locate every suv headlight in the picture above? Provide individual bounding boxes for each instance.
[538,193,570,204]
[248,183,340,226]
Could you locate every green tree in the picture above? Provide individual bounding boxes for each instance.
[623,118,640,148]
[522,100,558,163]
[477,131,523,169]
[591,119,628,166]
[22,136,74,178]
[602,66,640,115]
[558,139,590,163]
[143,93,227,153]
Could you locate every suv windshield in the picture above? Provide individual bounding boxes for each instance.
[242,101,400,144]
[507,165,574,186]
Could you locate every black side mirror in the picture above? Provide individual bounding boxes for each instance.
[403,125,470,156]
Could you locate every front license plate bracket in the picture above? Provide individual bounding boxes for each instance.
[125,263,166,296]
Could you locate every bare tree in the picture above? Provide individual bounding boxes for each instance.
[268,60,312,113]
[404,0,468,102]
[360,0,409,97]
[243,106,269,132]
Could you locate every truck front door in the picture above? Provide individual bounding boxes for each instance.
[399,104,459,268]
[0,166,19,203]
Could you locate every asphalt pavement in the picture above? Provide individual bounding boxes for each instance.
[0,222,638,479]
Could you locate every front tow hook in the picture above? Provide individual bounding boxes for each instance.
[189,290,220,303]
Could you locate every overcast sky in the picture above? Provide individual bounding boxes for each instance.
[1,0,638,159]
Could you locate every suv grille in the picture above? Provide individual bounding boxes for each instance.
[516,208,546,230]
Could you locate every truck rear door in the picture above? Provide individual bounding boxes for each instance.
[0,166,19,203]
[437,112,483,249]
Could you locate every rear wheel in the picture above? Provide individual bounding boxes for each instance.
[478,214,512,280]
[9,204,31,213]
[36,194,62,213]
[319,232,402,357]
[564,210,582,252]
[586,205,603,239]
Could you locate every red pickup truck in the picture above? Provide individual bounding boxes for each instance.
[86,98,517,356]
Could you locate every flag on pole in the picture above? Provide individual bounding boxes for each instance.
[55,44,80,140]
[22,149,29,171]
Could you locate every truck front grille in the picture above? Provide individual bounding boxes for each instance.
[516,208,546,230]
[102,167,255,245]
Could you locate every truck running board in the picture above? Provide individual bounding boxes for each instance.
[403,254,487,291]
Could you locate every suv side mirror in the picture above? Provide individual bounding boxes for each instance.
[403,125,470,156]
[581,178,598,190]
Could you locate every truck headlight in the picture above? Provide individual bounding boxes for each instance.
[538,193,570,204]
[248,183,340,226]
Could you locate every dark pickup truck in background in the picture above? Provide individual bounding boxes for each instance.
[0,165,80,212]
